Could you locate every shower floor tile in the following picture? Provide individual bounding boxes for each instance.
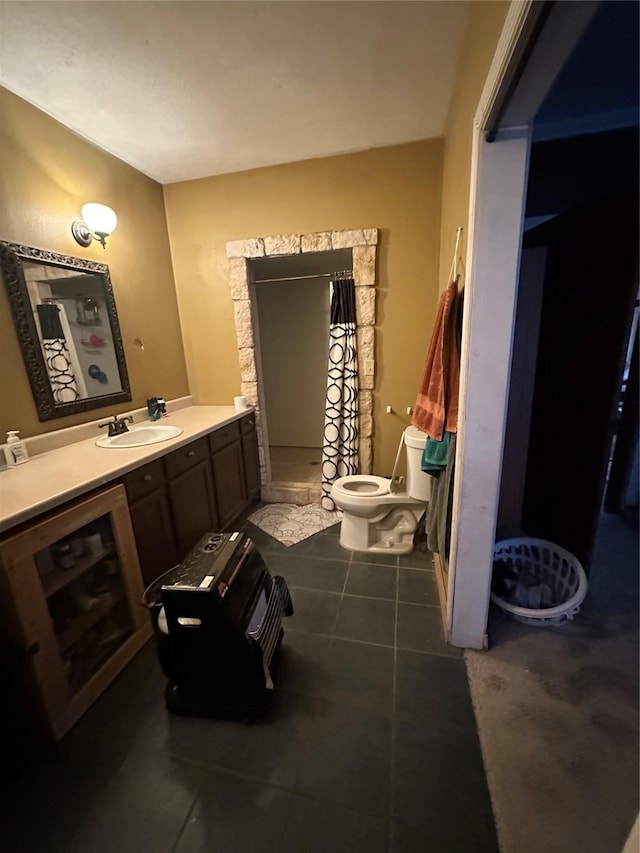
[269,445,322,483]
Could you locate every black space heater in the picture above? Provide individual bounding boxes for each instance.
[143,531,293,720]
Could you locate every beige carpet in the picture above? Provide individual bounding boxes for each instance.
[466,513,639,853]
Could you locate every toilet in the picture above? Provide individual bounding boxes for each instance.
[331,426,431,554]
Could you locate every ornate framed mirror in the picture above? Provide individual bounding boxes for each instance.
[1,241,131,421]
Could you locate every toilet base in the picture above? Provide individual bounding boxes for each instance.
[338,504,426,554]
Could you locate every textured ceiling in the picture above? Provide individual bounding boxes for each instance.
[0,1,469,184]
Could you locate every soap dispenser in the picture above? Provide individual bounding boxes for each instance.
[5,431,29,466]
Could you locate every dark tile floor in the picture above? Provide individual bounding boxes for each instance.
[0,519,498,853]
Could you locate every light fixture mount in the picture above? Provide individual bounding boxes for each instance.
[71,203,117,250]
[71,221,94,248]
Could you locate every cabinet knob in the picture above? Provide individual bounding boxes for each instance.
[143,474,153,482]
[187,450,196,458]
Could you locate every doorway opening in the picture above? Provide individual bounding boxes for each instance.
[498,185,638,567]
[447,0,639,649]
[226,228,378,504]
[251,250,351,489]
[604,289,639,526]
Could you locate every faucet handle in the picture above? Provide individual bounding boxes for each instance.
[98,416,116,430]
[98,416,119,437]
[98,414,133,436]
[115,414,133,434]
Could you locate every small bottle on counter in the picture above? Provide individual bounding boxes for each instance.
[5,431,29,466]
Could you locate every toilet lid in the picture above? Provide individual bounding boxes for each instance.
[333,475,390,497]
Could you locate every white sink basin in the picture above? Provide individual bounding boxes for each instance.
[96,424,183,448]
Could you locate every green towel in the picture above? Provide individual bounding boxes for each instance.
[421,431,453,476]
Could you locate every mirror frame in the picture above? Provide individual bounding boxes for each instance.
[1,241,131,421]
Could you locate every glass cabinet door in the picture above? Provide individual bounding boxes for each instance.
[0,483,150,740]
[36,512,135,693]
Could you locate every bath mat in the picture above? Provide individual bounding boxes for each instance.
[248,503,340,546]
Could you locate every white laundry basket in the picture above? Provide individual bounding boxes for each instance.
[491,537,588,626]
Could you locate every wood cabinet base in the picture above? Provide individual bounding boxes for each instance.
[0,485,151,742]
[52,624,151,740]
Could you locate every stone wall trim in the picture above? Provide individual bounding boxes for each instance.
[227,228,377,492]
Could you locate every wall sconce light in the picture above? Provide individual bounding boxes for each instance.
[71,203,118,249]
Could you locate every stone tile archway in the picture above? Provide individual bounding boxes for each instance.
[226,228,377,504]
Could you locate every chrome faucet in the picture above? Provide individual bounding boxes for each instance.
[98,414,134,437]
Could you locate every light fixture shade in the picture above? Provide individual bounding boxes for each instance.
[81,203,117,237]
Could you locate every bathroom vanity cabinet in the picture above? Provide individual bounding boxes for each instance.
[241,412,261,500]
[0,407,261,743]
[0,484,151,741]
[122,413,259,587]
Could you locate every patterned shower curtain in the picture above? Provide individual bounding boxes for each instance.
[36,303,81,403]
[321,276,359,510]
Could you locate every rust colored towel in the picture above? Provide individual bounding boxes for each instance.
[412,280,460,440]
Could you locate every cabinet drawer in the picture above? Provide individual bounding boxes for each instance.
[240,413,256,434]
[122,459,165,503]
[209,421,241,454]
[164,437,209,480]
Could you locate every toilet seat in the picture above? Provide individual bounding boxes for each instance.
[333,475,390,498]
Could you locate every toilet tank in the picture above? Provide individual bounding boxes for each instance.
[404,426,431,502]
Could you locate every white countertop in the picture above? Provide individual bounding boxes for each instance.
[0,406,249,534]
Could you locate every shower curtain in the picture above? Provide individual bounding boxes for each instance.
[321,275,359,510]
[36,303,81,403]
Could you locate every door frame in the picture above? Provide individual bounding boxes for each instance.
[445,0,600,648]
[225,230,378,504]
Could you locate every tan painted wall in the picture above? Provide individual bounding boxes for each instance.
[0,87,189,438]
[164,140,443,474]
[438,1,510,287]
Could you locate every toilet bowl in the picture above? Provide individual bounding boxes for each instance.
[331,426,431,554]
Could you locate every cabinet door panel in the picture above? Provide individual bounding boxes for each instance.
[168,460,219,559]
[128,490,179,587]
[212,441,248,529]
[242,429,261,499]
